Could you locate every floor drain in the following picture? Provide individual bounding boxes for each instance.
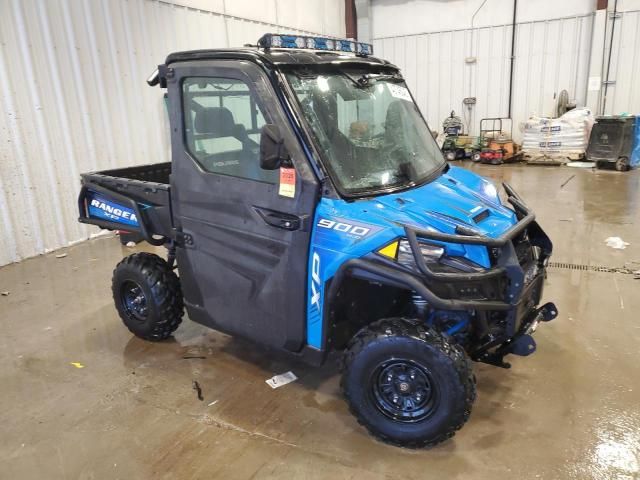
[548,262,636,275]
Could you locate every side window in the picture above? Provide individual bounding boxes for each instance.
[182,77,278,184]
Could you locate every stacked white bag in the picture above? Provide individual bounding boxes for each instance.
[522,108,595,161]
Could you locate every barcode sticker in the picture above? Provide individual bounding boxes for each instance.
[279,167,296,198]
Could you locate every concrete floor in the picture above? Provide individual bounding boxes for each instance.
[1,163,639,479]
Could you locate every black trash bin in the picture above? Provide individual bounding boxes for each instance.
[587,116,636,171]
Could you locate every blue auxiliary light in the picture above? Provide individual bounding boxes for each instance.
[258,33,373,56]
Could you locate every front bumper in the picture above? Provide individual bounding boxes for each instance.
[476,299,558,368]
[403,183,551,301]
[329,183,556,362]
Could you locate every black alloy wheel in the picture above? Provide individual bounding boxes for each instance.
[121,280,149,322]
[371,359,439,423]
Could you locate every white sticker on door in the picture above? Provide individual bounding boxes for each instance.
[279,167,296,198]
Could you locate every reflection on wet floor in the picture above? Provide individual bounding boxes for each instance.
[0,164,639,479]
[586,408,640,479]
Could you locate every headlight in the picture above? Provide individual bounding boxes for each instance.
[397,239,444,267]
[378,238,482,273]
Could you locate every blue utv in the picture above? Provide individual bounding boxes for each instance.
[77,34,557,448]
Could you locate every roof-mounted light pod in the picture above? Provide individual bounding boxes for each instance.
[258,33,373,56]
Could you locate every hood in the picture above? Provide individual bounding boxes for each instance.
[363,166,517,238]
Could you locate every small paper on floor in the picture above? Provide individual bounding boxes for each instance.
[266,371,297,389]
[605,236,630,250]
[55,253,68,258]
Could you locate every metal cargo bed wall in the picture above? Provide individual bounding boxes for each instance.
[0,0,345,267]
[372,13,594,143]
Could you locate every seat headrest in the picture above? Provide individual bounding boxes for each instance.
[385,100,406,128]
[194,107,236,137]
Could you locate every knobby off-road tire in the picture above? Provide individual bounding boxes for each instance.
[112,253,184,341]
[341,318,476,448]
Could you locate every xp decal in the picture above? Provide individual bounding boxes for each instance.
[306,248,326,348]
[310,251,322,311]
[87,191,139,227]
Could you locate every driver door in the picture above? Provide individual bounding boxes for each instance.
[167,60,319,351]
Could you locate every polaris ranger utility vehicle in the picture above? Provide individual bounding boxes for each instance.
[77,34,557,448]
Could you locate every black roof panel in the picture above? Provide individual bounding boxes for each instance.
[164,47,397,70]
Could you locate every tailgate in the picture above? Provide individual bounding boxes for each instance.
[78,170,173,246]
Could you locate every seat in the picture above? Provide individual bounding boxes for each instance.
[193,107,256,176]
[384,100,406,145]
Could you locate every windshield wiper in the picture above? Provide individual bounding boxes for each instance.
[340,71,404,88]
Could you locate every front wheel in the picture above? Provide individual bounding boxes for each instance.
[341,318,476,448]
[112,253,184,341]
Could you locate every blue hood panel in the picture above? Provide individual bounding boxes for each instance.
[362,166,517,237]
[305,166,518,349]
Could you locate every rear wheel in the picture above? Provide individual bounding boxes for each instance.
[112,253,184,341]
[341,318,476,448]
[471,151,481,162]
[616,156,630,172]
[445,150,456,161]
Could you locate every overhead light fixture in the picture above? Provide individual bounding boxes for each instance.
[258,33,373,56]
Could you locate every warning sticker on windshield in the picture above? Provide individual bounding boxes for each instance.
[388,83,412,102]
[279,167,296,198]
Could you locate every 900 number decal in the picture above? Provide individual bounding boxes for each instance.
[317,218,370,237]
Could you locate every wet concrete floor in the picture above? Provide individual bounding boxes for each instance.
[1,163,639,479]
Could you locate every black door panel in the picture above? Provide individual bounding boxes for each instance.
[167,60,318,351]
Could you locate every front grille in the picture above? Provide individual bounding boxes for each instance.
[513,233,534,268]
[511,230,540,285]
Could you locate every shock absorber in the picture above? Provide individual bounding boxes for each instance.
[412,292,428,319]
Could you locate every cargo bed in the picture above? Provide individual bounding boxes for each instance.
[78,162,173,245]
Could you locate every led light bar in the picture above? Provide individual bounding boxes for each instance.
[258,33,373,56]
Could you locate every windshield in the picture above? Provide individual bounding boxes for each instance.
[285,69,445,196]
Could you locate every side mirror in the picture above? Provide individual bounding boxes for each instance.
[260,124,290,170]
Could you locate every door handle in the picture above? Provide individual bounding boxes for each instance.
[254,207,301,231]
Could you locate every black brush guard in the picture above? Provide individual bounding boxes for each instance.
[328,183,555,365]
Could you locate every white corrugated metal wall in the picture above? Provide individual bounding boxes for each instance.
[0,0,345,266]
[602,8,640,115]
[370,0,640,142]
[373,14,595,140]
